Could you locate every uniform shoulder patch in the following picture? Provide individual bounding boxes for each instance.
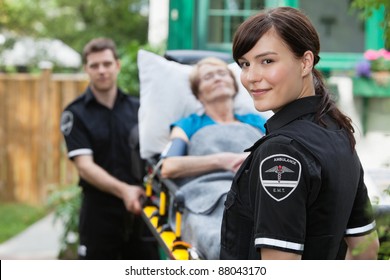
[259,154,301,202]
[60,111,74,136]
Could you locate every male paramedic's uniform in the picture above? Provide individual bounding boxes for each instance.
[220,96,376,260]
[61,87,159,259]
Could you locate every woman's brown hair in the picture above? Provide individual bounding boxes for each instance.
[232,7,356,149]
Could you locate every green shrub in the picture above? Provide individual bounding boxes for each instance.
[377,185,390,260]
[46,185,81,259]
[117,42,165,96]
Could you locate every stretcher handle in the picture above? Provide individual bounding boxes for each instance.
[174,191,185,238]
[143,158,163,198]
[145,177,153,197]
[145,158,179,195]
[156,184,170,229]
[159,186,167,216]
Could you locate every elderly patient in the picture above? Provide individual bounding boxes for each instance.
[159,57,267,259]
[160,57,266,179]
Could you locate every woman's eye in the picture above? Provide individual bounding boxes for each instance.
[262,59,273,64]
[239,61,249,68]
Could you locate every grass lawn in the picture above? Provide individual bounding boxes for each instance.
[0,202,48,244]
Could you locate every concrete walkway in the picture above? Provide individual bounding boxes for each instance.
[0,212,63,260]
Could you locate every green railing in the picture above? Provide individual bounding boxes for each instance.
[353,77,390,98]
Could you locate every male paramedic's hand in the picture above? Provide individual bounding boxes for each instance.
[219,152,250,173]
[73,155,146,215]
[121,185,146,215]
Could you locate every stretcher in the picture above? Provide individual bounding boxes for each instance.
[138,50,216,260]
[141,157,199,260]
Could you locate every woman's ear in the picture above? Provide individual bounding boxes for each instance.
[301,51,314,76]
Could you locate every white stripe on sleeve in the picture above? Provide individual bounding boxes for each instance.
[68,148,93,158]
[255,237,304,251]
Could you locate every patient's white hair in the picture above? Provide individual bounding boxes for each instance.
[189,57,239,98]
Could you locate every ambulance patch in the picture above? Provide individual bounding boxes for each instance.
[60,111,73,136]
[260,154,301,202]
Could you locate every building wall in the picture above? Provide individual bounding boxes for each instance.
[300,0,365,53]
[148,0,169,46]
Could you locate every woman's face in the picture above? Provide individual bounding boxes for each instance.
[197,64,236,104]
[238,29,313,113]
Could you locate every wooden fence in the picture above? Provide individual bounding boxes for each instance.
[0,69,89,204]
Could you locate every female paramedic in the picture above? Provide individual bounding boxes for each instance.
[220,7,379,260]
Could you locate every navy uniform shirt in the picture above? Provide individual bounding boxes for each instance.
[220,96,376,260]
[61,87,140,188]
[60,87,142,238]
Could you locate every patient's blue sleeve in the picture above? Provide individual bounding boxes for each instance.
[171,112,267,140]
[160,138,188,158]
[171,114,215,139]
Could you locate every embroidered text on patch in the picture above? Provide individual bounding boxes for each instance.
[260,154,301,201]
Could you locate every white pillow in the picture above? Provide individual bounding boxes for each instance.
[137,49,271,159]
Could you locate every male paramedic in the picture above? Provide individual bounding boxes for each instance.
[60,37,159,259]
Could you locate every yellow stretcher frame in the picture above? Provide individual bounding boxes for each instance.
[141,158,201,260]
[137,50,235,260]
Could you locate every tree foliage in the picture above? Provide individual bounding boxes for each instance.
[351,0,390,48]
[0,0,149,53]
[0,0,154,94]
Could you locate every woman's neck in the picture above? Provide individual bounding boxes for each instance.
[204,98,236,123]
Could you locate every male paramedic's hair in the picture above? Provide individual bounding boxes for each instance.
[82,37,119,64]
[189,57,239,99]
[232,7,356,149]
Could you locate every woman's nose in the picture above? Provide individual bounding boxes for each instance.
[244,66,261,83]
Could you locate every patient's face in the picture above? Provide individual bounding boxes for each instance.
[197,64,236,104]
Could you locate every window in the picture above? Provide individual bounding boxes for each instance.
[168,0,385,71]
[198,0,265,51]
[300,0,365,53]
